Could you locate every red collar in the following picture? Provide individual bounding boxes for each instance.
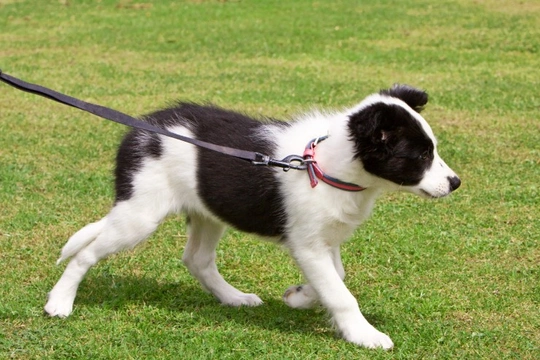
[303,136,366,192]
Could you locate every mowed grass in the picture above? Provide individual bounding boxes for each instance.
[0,0,538,358]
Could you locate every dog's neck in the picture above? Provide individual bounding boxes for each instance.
[303,136,366,192]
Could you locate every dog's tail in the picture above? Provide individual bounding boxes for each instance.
[56,217,107,264]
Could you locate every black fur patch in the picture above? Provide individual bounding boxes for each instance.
[115,102,289,237]
[348,98,434,186]
[115,130,162,202]
[380,84,428,113]
[175,103,289,237]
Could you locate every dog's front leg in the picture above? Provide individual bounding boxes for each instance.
[288,242,394,350]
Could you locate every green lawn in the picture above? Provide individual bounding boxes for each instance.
[1,0,538,358]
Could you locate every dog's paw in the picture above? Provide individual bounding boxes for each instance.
[283,284,318,309]
[220,293,263,307]
[343,325,394,350]
[44,295,74,318]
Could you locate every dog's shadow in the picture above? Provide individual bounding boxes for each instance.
[75,273,389,338]
[76,274,328,336]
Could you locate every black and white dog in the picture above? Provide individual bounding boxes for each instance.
[44,85,460,349]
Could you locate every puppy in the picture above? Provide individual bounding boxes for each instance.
[44,85,460,349]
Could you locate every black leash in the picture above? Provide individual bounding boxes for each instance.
[0,69,306,171]
[1,69,366,191]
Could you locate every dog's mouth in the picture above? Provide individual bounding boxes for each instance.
[420,189,446,199]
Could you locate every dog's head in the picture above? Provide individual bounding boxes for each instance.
[348,84,460,198]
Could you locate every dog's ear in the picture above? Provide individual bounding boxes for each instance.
[379,84,428,113]
[349,103,398,146]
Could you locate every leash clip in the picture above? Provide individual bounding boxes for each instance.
[252,153,307,171]
[275,155,307,171]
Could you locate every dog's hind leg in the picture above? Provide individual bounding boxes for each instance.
[283,245,344,309]
[44,200,167,317]
[182,214,263,307]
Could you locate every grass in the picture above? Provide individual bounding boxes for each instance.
[0,0,538,358]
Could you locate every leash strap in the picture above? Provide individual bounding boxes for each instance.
[1,70,366,191]
[0,69,276,166]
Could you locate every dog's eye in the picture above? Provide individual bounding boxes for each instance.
[419,151,430,161]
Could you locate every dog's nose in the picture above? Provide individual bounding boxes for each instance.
[448,176,461,191]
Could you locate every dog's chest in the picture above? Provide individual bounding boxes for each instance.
[318,193,377,245]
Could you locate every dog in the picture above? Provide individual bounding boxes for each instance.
[44,84,460,349]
